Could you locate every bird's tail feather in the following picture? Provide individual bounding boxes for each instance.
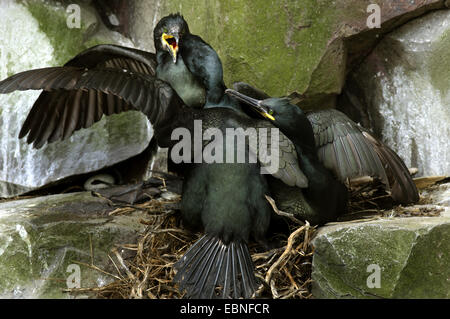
[173,234,258,299]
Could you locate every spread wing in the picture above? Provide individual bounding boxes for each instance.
[307,109,388,184]
[254,121,309,188]
[359,128,419,204]
[201,109,309,189]
[232,82,418,204]
[7,44,157,148]
[231,83,308,188]
[0,65,182,148]
[226,120,307,189]
[307,109,418,203]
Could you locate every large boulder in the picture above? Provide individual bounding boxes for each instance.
[349,10,450,177]
[0,192,147,298]
[311,181,450,298]
[0,0,152,198]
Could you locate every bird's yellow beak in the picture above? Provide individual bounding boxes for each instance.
[260,110,275,121]
[162,33,179,63]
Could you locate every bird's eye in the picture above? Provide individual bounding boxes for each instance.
[268,109,274,115]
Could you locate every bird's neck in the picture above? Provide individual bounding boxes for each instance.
[278,116,316,156]
[204,92,243,111]
[155,50,165,65]
[294,143,347,218]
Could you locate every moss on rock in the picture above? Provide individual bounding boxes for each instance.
[159,0,343,97]
[22,0,97,65]
[0,192,147,298]
[312,213,450,298]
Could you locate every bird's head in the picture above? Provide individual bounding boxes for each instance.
[225,89,313,142]
[226,89,303,124]
[154,13,189,63]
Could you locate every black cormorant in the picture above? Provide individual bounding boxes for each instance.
[226,89,349,224]
[225,88,419,219]
[152,13,418,222]
[0,12,419,298]
[153,13,237,109]
[0,44,310,299]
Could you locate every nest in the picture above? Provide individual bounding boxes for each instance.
[64,193,316,299]
[63,175,444,299]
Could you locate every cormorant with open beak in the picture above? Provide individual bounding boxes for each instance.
[0,42,308,299]
[0,12,419,299]
[154,13,237,109]
[152,13,418,223]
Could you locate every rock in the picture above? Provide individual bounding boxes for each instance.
[129,0,445,104]
[0,0,153,198]
[414,176,448,190]
[311,182,450,298]
[348,10,450,177]
[0,192,148,298]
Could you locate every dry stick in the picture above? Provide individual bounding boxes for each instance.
[156,176,167,189]
[70,260,121,280]
[265,222,309,297]
[303,225,314,252]
[147,228,187,234]
[253,247,284,263]
[270,280,279,299]
[115,243,138,251]
[112,247,135,280]
[63,286,118,293]
[89,233,94,266]
[134,265,151,299]
[281,288,299,299]
[264,195,304,225]
[345,209,381,215]
[283,267,298,290]
[108,254,125,279]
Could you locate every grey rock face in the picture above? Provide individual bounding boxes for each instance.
[0,0,153,198]
[0,192,147,298]
[311,182,450,299]
[353,10,450,177]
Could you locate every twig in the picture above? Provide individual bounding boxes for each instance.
[112,247,135,280]
[265,195,304,225]
[265,222,309,296]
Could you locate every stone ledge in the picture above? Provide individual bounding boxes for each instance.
[311,207,449,298]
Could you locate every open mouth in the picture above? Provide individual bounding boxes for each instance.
[166,37,177,50]
[163,34,178,51]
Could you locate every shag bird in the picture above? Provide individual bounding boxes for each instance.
[0,43,310,299]
[153,13,237,109]
[152,13,418,222]
[152,13,348,223]
[226,87,420,215]
[226,89,349,224]
[0,12,419,299]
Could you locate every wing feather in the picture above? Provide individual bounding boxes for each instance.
[0,66,178,148]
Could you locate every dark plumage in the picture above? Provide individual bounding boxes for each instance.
[226,90,349,224]
[226,88,419,216]
[0,12,419,300]
[153,13,237,109]
[0,35,306,299]
[15,44,157,149]
[153,13,417,224]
